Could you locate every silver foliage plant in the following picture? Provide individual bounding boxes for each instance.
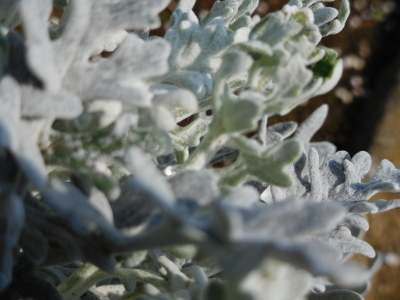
[0,0,399,299]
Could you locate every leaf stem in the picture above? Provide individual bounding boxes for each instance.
[57,264,169,300]
[215,157,248,188]
[57,264,109,300]
[180,123,229,171]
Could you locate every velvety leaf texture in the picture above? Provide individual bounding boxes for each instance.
[0,0,398,299]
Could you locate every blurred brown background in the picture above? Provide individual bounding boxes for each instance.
[157,1,400,299]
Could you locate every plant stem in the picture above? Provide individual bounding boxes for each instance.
[215,157,248,188]
[175,149,189,164]
[181,122,229,171]
[57,264,109,300]
[58,264,170,300]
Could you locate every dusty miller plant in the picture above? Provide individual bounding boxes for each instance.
[0,0,400,299]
